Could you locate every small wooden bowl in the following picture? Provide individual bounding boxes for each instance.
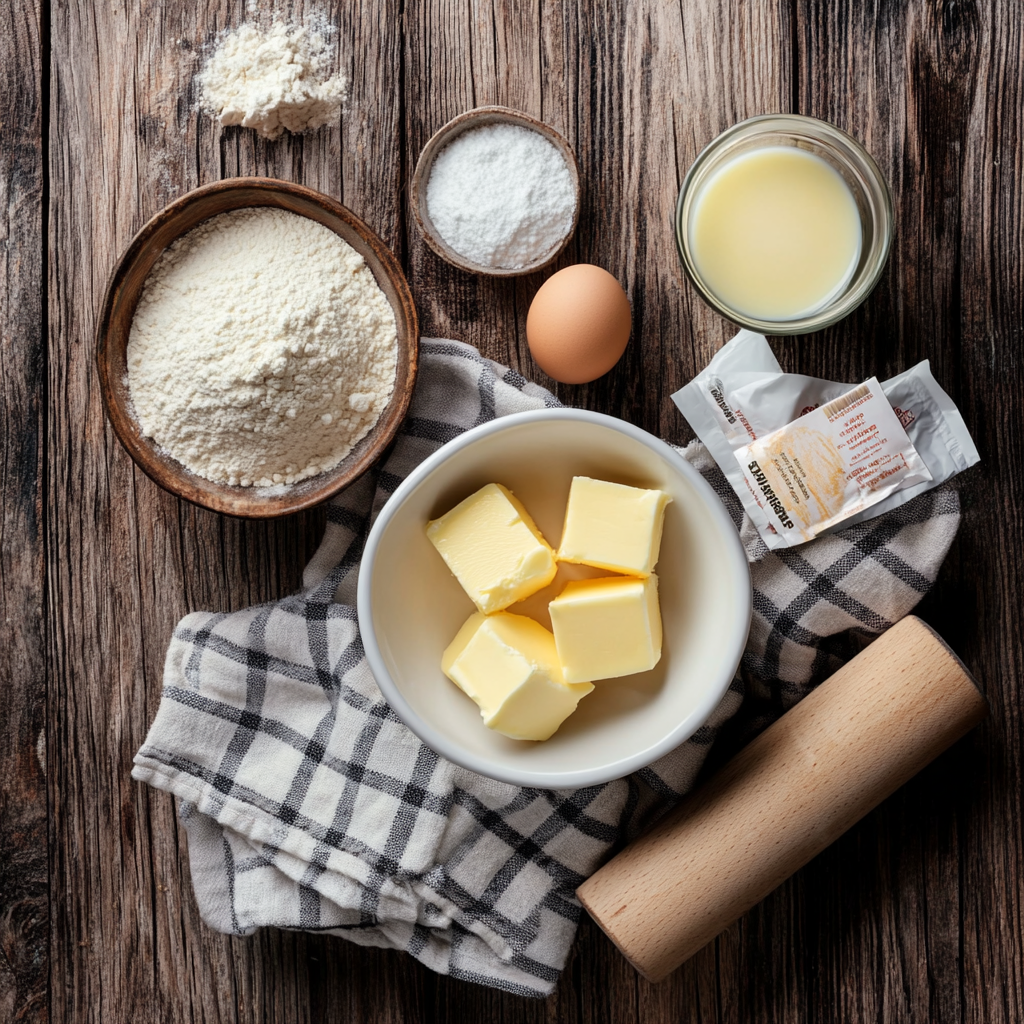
[96,178,419,519]
[410,106,581,277]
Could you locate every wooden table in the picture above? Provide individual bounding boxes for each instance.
[3,1,1021,1021]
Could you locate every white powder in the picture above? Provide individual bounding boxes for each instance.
[127,207,398,488]
[425,123,576,269]
[199,21,348,140]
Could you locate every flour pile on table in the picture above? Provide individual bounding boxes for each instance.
[199,20,347,139]
[127,207,397,488]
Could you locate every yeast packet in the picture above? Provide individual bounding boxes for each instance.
[673,331,980,550]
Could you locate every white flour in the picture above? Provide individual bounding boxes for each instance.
[199,21,348,140]
[425,123,576,268]
[127,207,397,488]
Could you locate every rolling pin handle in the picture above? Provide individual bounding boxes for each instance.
[576,615,987,982]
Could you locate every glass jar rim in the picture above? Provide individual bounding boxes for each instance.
[675,114,893,336]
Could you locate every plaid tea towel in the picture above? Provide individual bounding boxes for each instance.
[132,339,963,997]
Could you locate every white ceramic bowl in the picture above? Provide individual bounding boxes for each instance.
[357,409,751,789]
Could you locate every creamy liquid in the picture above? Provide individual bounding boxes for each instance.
[688,146,862,321]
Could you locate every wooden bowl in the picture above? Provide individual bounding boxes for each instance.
[96,178,419,519]
[410,106,581,277]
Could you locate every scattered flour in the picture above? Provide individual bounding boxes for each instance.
[425,123,576,268]
[199,21,348,140]
[127,207,398,488]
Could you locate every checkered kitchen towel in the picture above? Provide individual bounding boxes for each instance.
[132,339,963,997]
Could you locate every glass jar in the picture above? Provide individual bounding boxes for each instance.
[675,114,893,335]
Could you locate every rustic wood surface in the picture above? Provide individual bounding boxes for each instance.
[0,0,46,1021]
[1,0,1021,1020]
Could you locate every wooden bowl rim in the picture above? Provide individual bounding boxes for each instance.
[410,106,581,277]
[96,177,419,519]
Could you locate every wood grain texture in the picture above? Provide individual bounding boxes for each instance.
[0,1,46,1022]
[7,0,1019,1021]
[755,4,1024,1022]
[47,2,400,1021]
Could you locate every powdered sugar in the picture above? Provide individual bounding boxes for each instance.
[127,207,397,488]
[199,21,348,140]
[425,123,576,269]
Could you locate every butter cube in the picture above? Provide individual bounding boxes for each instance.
[427,483,557,614]
[556,477,672,576]
[549,575,662,683]
[441,611,594,741]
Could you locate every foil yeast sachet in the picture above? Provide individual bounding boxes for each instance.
[672,331,980,550]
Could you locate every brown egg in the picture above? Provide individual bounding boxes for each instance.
[526,264,632,384]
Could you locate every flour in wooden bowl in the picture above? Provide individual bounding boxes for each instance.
[126,207,398,488]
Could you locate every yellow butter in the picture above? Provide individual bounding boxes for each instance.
[556,477,672,576]
[441,611,594,741]
[549,575,662,683]
[427,483,557,614]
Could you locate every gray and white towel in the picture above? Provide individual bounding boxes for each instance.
[133,339,962,997]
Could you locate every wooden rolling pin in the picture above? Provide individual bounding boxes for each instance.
[576,615,987,982]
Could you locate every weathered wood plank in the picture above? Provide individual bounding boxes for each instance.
[953,0,1024,1019]
[401,2,577,1017]
[714,1,1024,1022]
[402,1,789,1020]
[614,1,793,1020]
[0,1,46,1022]
[48,2,401,1021]
[728,0,972,1015]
